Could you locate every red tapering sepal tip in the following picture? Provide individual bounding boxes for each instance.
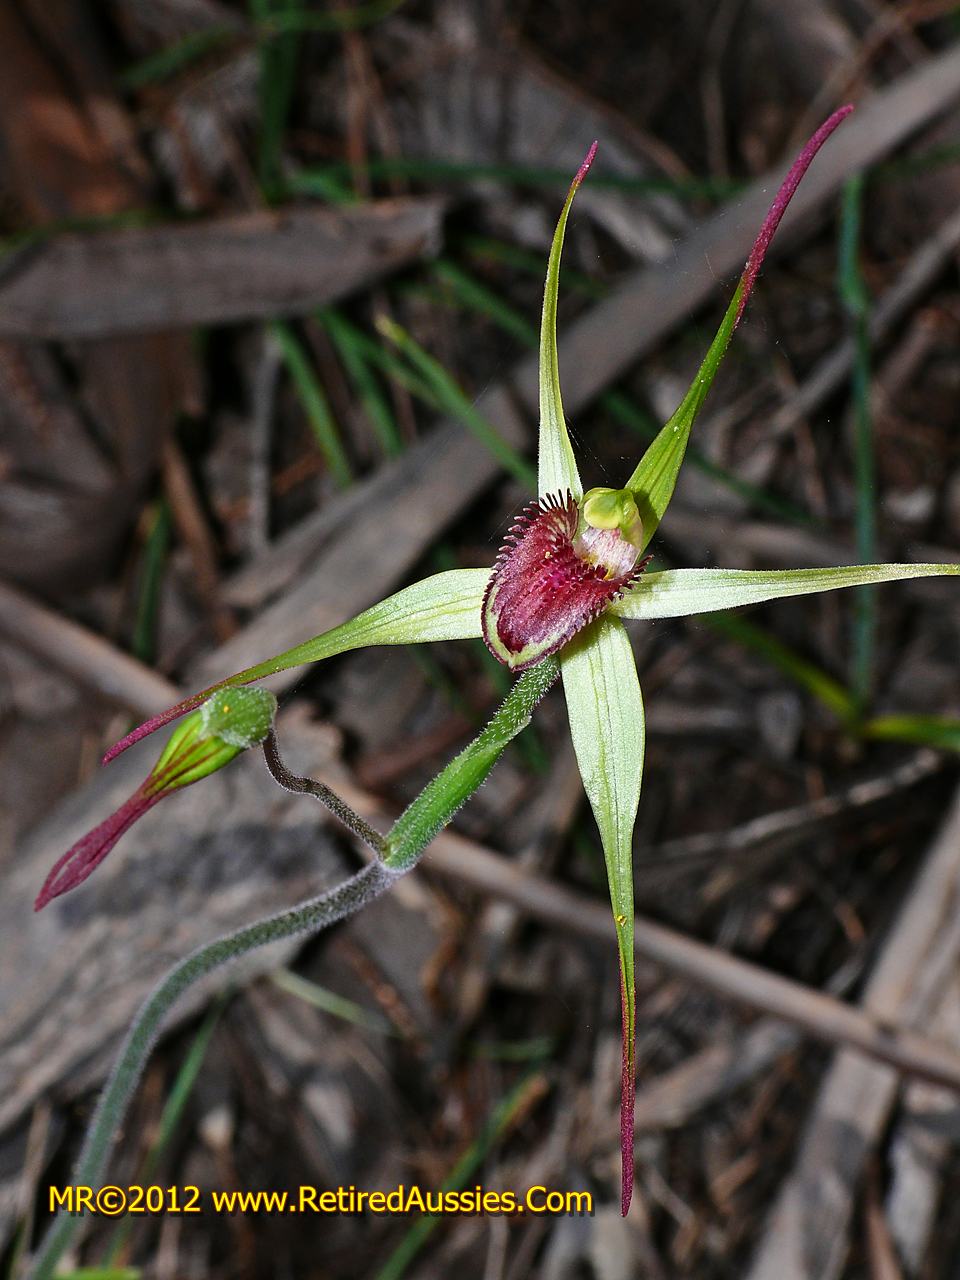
[735,104,854,328]
[34,787,163,910]
[620,969,636,1216]
[574,140,599,188]
[101,686,223,765]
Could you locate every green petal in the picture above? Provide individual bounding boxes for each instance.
[538,144,596,500]
[611,564,960,621]
[104,569,488,762]
[559,615,644,1214]
[623,281,744,551]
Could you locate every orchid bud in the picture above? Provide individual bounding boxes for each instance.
[35,687,278,910]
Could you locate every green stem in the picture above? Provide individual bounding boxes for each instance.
[27,659,558,1278]
[383,658,558,870]
[27,860,398,1280]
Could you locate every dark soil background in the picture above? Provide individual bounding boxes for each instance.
[2,1,960,1277]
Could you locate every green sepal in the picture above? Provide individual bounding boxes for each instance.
[624,280,744,551]
[148,688,278,792]
[538,145,596,500]
[611,563,960,619]
[104,569,488,764]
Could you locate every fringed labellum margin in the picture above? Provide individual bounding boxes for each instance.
[482,488,650,670]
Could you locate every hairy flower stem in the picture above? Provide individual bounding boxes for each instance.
[262,729,387,856]
[27,658,559,1280]
[27,860,398,1280]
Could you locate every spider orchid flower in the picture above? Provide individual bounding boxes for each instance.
[44,105,960,1214]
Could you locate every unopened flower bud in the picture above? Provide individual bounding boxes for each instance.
[35,687,278,910]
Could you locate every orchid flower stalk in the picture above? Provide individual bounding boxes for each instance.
[36,105,960,1222]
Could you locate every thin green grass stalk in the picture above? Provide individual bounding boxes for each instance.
[26,661,557,1280]
[839,173,876,712]
[271,968,397,1035]
[120,1,407,91]
[703,611,859,727]
[408,645,474,718]
[469,1035,555,1060]
[863,713,960,752]
[269,320,353,489]
[315,312,443,409]
[288,167,359,202]
[599,388,814,526]
[433,258,536,345]
[373,1071,546,1280]
[319,308,403,457]
[461,234,608,298]
[375,316,537,490]
[0,210,165,257]
[132,502,171,666]
[704,613,960,753]
[55,1269,140,1280]
[119,26,239,89]
[873,141,960,183]
[250,0,301,200]
[290,158,741,200]
[103,996,226,1265]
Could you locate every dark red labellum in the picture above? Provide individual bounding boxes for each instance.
[482,492,649,670]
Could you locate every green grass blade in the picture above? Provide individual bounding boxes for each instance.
[461,234,608,298]
[319,308,403,457]
[291,158,740,199]
[559,616,643,1215]
[701,611,858,726]
[270,320,353,489]
[132,501,171,665]
[839,173,876,710]
[375,315,536,489]
[271,969,396,1034]
[104,997,226,1264]
[432,258,537,345]
[433,258,811,525]
[56,1270,140,1280]
[374,1071,546,1280]
[250,0,301,200]
[121,1,407,92]
[119,26,237,89]
[863,714,960,752]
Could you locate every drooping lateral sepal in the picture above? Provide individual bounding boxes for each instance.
[482,492,649,671]
[559,617,645,1216]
